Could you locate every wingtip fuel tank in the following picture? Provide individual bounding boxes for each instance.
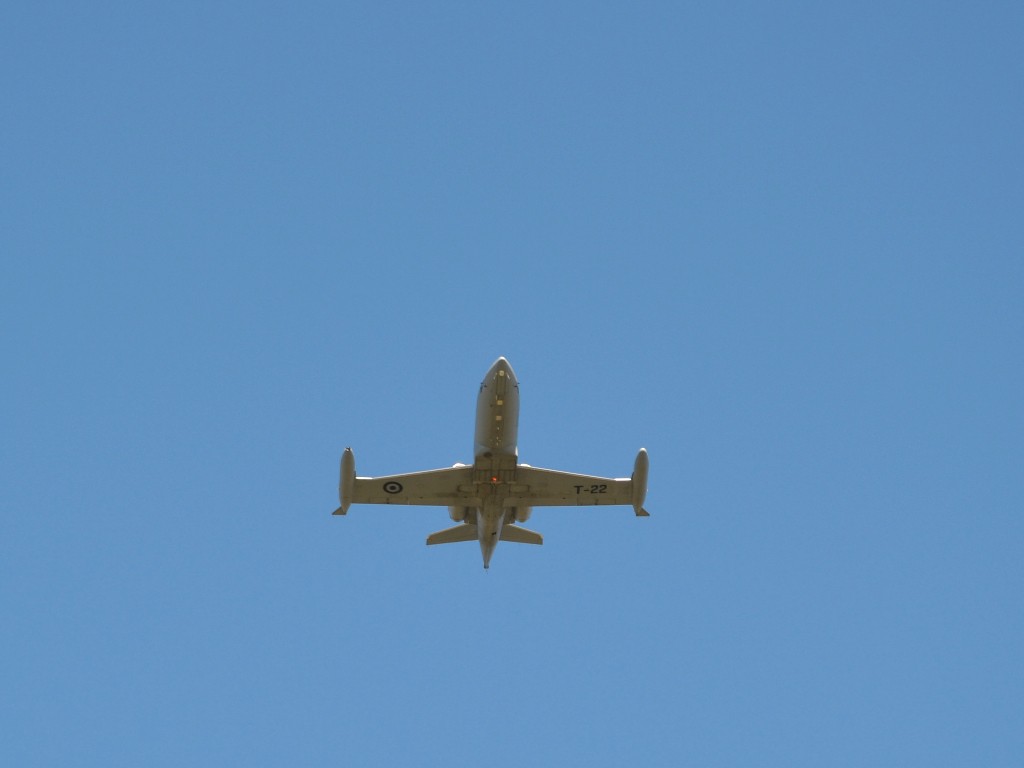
[631,448,650,517]
[336,447,356,514]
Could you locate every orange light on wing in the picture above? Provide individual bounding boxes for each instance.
[491,476,499,483]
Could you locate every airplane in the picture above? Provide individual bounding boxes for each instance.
[333,357,649,569]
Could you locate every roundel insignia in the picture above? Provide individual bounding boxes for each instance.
[383,481,404,494]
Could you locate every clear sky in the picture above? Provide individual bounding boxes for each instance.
[2,2,1021,765]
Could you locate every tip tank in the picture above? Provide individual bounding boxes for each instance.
[631,448,649,516]
[338,447,356,513]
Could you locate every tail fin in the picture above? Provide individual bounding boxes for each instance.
[426,524,478,545]
[500,524,543,545]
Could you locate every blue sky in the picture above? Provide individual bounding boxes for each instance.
[2,1,1021,765]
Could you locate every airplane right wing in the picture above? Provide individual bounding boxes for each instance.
[349,466,476,506]
[334,448,477,514]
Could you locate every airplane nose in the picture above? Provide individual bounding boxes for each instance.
[491,356,516,381]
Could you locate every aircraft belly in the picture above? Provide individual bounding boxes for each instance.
[474,389,519,460]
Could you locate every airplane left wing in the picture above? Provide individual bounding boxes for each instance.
[509,449,650,516]
[510,467,632,506]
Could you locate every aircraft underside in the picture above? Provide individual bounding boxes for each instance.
[333,357,648,568]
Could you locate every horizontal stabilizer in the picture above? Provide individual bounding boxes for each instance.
[500,524,543,545]
[426,524,478,546]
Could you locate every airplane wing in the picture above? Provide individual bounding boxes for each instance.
[510,467,637,509]
[334,448,649,516]
[349,466,476,507]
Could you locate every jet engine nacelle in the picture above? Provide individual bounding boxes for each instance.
[512,506,532,523]
[447,463,473,521]
[449,506,471,522]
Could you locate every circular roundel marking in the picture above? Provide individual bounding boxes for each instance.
[383,481,404,494]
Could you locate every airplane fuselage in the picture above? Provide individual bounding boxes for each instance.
[471,357,521,567]
[474,356,519,466]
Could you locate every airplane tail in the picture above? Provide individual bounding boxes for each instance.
[500,524,543,545]
[426,524,478,545]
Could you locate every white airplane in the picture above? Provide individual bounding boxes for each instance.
[333,357,649,568]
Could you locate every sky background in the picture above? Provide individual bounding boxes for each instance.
[2,1,1022,765]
